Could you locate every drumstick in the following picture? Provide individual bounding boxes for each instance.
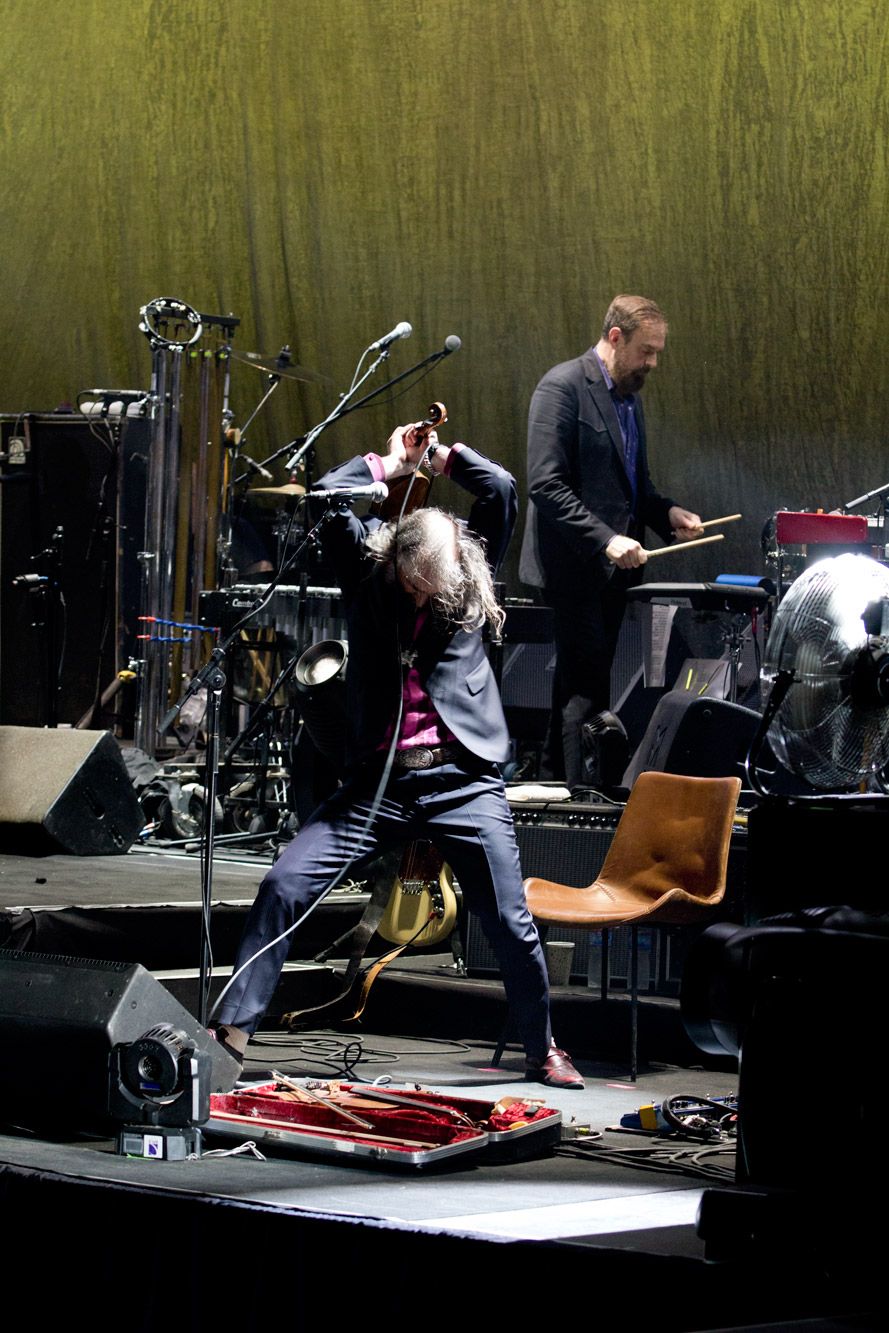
[644,533,725,559]
[700,513,742,529]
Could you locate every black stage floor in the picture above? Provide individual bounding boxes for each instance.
[0,842,881,1329]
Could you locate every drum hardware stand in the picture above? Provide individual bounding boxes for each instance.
[228,346,292,487]
[714,611,753,704]
[75,514,118,730]
[222,346,294,587]
[216,654,304,846]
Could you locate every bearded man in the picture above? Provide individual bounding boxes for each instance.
[519,295,703,787]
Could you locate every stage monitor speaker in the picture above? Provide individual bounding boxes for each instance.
[622,690,760,789]
[0,950,239,1133]
[0,726,143,855]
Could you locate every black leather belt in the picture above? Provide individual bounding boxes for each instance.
[392,742,462,770]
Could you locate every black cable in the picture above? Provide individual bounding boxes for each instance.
[247,1030,473,1082]
[558,1138,736,1184]
[660,1093,738,1139]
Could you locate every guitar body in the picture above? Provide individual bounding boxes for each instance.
[378,840,458,947]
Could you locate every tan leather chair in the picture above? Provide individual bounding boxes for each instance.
[524,771,742,1080]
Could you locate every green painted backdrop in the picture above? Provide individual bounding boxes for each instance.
[1,0,887,589]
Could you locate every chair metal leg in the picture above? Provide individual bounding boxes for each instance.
[601,928,609,1003]
[492,1020,512,1066]
[630,924,639,1082]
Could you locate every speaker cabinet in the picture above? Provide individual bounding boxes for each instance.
[0,726,142,854]
[0,950,238,1133]
[623,690,760,788]
[0,413,150,728]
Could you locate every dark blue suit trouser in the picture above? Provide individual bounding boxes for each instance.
[547,574,631,787]
[216,755,553,1065]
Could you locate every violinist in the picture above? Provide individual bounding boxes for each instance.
[211,420,584,1091]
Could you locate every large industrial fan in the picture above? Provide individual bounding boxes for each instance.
[748,552,889,794]
[681,552,889,1279]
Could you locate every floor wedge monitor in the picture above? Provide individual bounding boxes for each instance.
[0,726,142,854]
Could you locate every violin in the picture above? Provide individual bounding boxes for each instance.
[372,401,448,520]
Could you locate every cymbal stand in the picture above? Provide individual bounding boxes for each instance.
[220,352,295,588]
[229,348,294,490]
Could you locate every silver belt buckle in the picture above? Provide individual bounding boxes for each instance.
[404,747,435,769]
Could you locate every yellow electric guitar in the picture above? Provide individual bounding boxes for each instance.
[377,840,458,947]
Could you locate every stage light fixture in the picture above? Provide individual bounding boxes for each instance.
[110,1022,211,1160]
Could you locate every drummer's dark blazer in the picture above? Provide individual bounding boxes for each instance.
[317,447,516,767]
[519,345,676,597]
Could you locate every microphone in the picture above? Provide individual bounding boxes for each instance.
[442,334,462,354]
[79,390,149,418]
[242,455,273,481]
[310,481,389,503]
[370,321,412,351]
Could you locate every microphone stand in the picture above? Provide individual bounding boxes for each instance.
[843,480,889,512]
[158,497,353,1027]
[283,342,403,475]
[241,341,458,482]
[235,338,457,606]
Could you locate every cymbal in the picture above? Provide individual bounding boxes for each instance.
[246,482,306,505]
[229,347,332,385]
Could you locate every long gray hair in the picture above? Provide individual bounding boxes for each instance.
[365,508,505,637]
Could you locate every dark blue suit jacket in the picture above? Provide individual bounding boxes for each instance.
[519,346,676,595]
[318,447,517,768]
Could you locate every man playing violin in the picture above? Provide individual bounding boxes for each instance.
[520,295,704,787]
[212,421,584,1091]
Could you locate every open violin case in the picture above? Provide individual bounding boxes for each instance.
[206,1079,562,1169]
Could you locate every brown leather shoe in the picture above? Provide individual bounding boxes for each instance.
[209,1026,244,1070]
[526,1042,584,1089]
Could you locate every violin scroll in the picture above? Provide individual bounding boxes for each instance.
[415,402,447,444]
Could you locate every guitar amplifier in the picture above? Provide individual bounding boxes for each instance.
[465,797,630,985]
[463,794,746,992]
